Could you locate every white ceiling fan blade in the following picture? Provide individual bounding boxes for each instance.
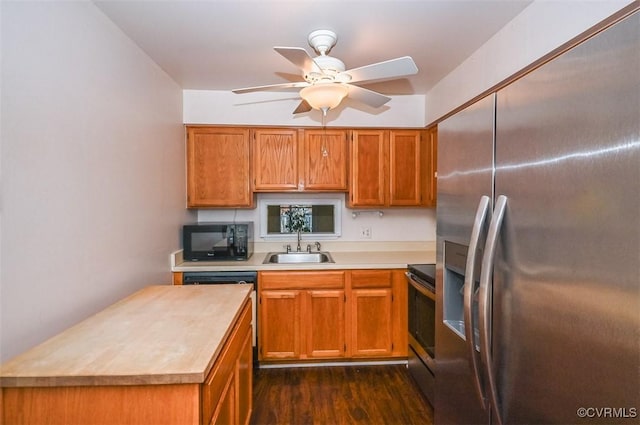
[345,56,418,84]
[347,85,391,108]
[293,100,312,114]
[232,81,309,94]
[274,47,322,74]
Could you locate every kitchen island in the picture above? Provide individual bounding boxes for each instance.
[0,284,253,425]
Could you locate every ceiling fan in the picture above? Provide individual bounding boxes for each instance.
[232,29,419,115]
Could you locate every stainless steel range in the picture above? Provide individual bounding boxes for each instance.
[406,264,436,405]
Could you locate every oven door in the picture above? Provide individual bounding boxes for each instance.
[407,273,436,367]
[407,272,436,403]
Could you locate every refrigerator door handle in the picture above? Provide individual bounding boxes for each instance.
[479,194,508,425]
[463,195,490,409]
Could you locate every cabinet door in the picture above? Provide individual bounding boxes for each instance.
[350,288,393,357]
[304,290,346,358]
[259,290,301,360]
[349,130,387,207]
[210,373,235,425]
[389,130,422,206]
[303,129,348,191]
[186,127,253,208]
[253,128,300,191]
[422,125,438,207]
[236,326,253,425]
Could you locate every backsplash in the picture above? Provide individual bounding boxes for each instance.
[196,193,436,242]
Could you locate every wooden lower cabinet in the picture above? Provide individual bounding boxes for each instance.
[2,299,253,425]
[258,269,406,363]
[306,289,346,358]
[259,289,302,359]
[348,269,407,358]
[203,299,253,425]
[258,271,346,361]
[349,287,393,357]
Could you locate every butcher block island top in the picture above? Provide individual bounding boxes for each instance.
[0,284,253,387]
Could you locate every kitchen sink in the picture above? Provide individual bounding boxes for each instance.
[263,251,334,264]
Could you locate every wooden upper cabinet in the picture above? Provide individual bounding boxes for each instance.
[303,129,348,191]
[349,130,387,206]
[423,125,438,207]
[349,129,431,207]
[253,128,347,192]
[389,130,422,206]
[186,127,253,208]
[253,128,300,191]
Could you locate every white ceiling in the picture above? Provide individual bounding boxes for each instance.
[94,0,533,97]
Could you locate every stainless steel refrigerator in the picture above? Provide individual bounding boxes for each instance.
[435,9,639,425]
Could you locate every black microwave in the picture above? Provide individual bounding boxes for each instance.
[182,222,253,261]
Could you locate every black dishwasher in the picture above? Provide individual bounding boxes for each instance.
[182,271,258,362]
[182,271,257,286]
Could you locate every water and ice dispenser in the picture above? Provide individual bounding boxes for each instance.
[443,240,481,349]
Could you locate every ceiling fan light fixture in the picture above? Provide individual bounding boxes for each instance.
[300,83,348,111]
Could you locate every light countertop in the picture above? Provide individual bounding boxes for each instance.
[172,241,436,272]
[0,285,252,388]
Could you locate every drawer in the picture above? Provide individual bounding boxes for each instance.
[350,270,392,288]
[259,271,345,290]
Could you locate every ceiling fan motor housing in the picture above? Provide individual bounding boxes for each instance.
[305,55,347,83]
[308,29,338,55]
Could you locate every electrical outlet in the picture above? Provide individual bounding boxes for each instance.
[360,226,372,239]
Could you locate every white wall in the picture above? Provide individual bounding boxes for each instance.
[425,0,636,124]
[184,90,426,128]
[197,193,437,243]
[0,1,193,361]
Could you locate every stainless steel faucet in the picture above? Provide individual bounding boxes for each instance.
[315,241,322,251]
[296,230,302,252]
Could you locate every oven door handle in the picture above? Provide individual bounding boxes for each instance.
[464,195,490,409]
[479,195,507,425]
[406,272,436,301]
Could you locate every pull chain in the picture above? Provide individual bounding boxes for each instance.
[321,107,329,157]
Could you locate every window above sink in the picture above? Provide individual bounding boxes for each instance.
[258,197,342,240]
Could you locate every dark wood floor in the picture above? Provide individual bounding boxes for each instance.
[250,364,434,425]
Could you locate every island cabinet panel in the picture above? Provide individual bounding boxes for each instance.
[207,325,252,425]
[1,384,200,425]
[186,126,253,208]
[202,299,252,425]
